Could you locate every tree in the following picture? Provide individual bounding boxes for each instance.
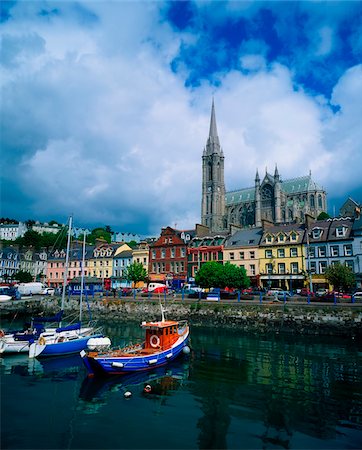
[195,261,224,288]
[317,212,331,220]
[123,262,148,288]
[15,270,33,283]
[324,262,355,292]
[222,262,250,290]
[88,228,112,244]
[25,219,36,229]
[195,261,250,290]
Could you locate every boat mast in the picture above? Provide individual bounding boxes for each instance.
[61,216,73,313]
[79,232,86,323]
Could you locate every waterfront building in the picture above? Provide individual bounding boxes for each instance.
[305,217,355,291]
[0,222,27,241]
[112,244,133,288]
[32,221,63,235]
[149,227,189,289]
[187,234,227,281]
[111,231,141,244]
[259,223,306,291]
[47,244,94,287]
[339,197,361,218]
[19,248,47,282]
[89,243,118,288]
[132,241,149,288]
[351,215,362,289]
[0,247,20,282]
[201,101,327,232]
[223,228,263,286]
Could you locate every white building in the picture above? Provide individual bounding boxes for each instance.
[0,222,27,241]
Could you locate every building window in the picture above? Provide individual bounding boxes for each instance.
[344,245,352,256]
[291,262,298,274]
[308,247,315,258]
[266,235,273,243]
[230,252,234,260]
[290,232,297,242]
[250,251,255,259]
[312,228,322,239]
[250,264,255,276]
[290,248,298,257]
[336,227,346,237]
[161,249,166,258]
[330,246,339,257]
[266,263,273,274]
[180,261,184,272]
[345,260,354,271]
[278,234,285,242]
[278,263,286,274]
[319,261,327,274]
[318,246,326,257]
[170,248,175,258]
[265,249,273,258]
[239,251,245,259]
[277,249,285,258]
[309,262,316,274]
[151,250,156,259]
[181,248,186,257]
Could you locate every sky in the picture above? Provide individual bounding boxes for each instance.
[1,1,362,237]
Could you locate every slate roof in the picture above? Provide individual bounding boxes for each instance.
[225,174,324,206]
[224,228,263,248]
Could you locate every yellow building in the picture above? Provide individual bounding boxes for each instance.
[223,228,263,286]
[89,243,118,281]
[259,224,306,291]
[132,241,149,288]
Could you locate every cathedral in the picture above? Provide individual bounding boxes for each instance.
[201,101,327,232]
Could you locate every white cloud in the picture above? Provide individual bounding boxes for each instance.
[1,1,361,234]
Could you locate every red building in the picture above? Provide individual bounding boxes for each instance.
[148,227,189,289]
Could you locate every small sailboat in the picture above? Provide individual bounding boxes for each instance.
[81,304,190,377]
[29,217,103,359]
[0,311,63,354]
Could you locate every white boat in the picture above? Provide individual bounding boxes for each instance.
[0,294,12,303]
[0,311,64,354]
[29,217,103,359]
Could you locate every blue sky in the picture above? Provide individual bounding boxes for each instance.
[1,1,361,235]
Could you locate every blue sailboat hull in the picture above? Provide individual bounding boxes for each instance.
[82,332,189,376]
[30,334,103,359]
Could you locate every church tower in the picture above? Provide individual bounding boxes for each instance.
[201,100,226,232]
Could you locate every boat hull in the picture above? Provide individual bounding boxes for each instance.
[29,333,104,359]
[0,339,30,354]
[81,330,190,376]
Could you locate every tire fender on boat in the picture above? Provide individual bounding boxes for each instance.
[0,330,4,338]
[38,336,46,345]
[150,335,160,348]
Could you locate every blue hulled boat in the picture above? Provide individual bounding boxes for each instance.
[28,216,103,359]
[81,318,190,377]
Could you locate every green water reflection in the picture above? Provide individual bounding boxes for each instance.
[1,321,361,449]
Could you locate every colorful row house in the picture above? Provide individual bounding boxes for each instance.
[148,227,190,289]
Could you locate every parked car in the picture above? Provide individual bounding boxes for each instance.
[353,291,362,300]
[41,287,55,296]
[300,288,314,297]
[316,288,328,297]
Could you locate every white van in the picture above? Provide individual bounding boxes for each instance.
[147,283,167,293]
[16,282,46,296]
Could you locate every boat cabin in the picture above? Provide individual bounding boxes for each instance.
[142,320,180,350]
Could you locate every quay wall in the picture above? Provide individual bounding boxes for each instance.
[2,297,362,337]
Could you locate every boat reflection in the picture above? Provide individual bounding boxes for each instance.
[79,359,190,413]
[0,353,84,379]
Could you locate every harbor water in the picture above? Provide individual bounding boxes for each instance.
[1,321,361,449]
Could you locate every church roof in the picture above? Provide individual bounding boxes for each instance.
[225,174,324,206]
[225,187,255,205]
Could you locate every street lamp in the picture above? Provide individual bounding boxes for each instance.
[306,230,313,293]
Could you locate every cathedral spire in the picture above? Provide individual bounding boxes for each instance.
[274,164,279,180]
[206,98,221,150]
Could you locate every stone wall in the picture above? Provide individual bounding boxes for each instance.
[9,297,360,337]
